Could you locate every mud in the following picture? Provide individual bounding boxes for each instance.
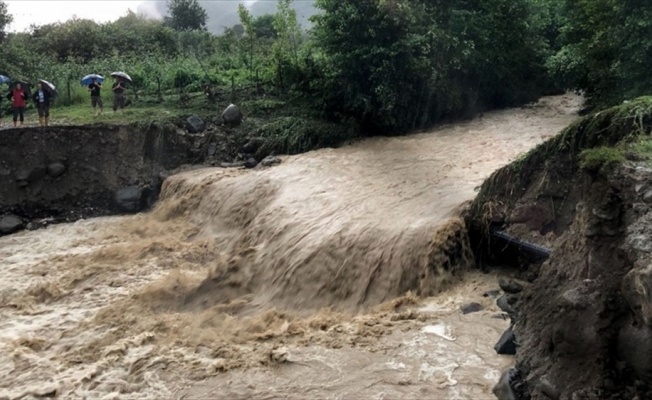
[469,99,652,399]
[0,122,242,225]
[0,94,581,399]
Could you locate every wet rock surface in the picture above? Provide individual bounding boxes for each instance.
[0,214,23,234]
[460,302,483,314]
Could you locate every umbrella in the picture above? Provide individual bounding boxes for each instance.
[0,75,10,84]
[81,74,104,86]
[39,79,57,96]
[110,71,133,83]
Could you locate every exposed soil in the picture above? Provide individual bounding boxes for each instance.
[468,98,652,399]
[0,121,244,227]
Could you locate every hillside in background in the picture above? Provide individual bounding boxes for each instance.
[137,0,317,33]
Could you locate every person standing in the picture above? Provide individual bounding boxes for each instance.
[32,82,52,127]
[111,77,126,113]
[88,78,103,116]
[6,83,28,127]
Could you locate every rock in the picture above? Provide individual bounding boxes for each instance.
[221,104,243,125]
[260,155,282,167]
[16,166,46,183]
[47,162,66,178]
[484,289,501,299]
[244,157,258,169]
[644,190,652,204]
[241,138,264,154]
[623,265,652,326]
[207,143,217,156]
[495,325,517,355]
[460,302,483,315]
[499,278,524,294]
[115,186,145,213]
[186,115,206,133]
[618,322,652,385]
[493,368,519,400]
[0,215,24,235]
[220,161,246,168]
[497,295,515,314]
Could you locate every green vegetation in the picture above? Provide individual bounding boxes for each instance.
[547,0,652,107]
[579,147,626,171]
[0,0,651,142]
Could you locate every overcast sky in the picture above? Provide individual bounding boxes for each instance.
[4,1,265,32]
[5,1,147,32]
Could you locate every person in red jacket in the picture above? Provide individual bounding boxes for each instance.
[6,83,28,127]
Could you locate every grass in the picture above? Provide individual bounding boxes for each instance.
[49,92,217,126]
[579,146,626,171]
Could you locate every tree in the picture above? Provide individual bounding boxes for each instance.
[548,0,652,107]
[165,0,208,31]
[0,0,13,42]
[311,0,550,133]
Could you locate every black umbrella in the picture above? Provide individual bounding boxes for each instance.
[110,71,133,83]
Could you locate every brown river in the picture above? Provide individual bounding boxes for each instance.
[0,94,581,399]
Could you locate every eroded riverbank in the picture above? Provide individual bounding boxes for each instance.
[0,94,581,399]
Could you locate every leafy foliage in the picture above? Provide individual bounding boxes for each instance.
[309,0,552,134]
[548,0,652,107]
[165,0,208,31]
[0,0,11,42]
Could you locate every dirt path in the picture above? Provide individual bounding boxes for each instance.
[0,94,581,399]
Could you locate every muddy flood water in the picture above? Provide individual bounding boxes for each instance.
[0,94,582,399]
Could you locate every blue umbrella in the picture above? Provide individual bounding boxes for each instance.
[0,75,10,84]
[81,74,104,86]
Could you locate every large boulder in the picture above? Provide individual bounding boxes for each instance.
[0,215,24,235]
[115,186,145,213]
[186,115,206,133]
[221,104,243,125]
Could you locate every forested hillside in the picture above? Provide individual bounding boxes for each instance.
[0,0,650,135]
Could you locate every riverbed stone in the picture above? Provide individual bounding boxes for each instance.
[499,278,524,294]
[460,302,483,314]
[495,325,517,355]
[115,186,144,213]
[47,162,66,178]
[221,104,243,125]
[493,368,519,400]
[244,157,258,169]
[186,115,206,133]
[0,215,24,235]
[497,294,516,314]
[260,155,282,167]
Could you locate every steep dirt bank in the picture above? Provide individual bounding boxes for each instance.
[0,121,243,229]
[468,97,652,399]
